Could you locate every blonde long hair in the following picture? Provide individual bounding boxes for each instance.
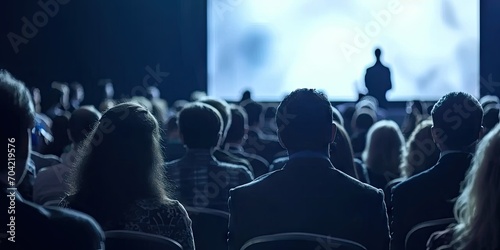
[452,124,500,250]
[362,120,406,177]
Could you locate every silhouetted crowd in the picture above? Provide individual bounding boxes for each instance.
[1,69,500,250]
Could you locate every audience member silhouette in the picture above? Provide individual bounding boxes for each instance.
[350,107,377,157]
[228,88,390,250]
[163,116,187,161]
[390,92,483,250]
[68,82,84,112]
[199,97,253,171]
[165,102,253,211]
[261,106,278,136]
[364,48,392,108]
[482,103,499,136]
[34,107,101,205]
[239,90,252,104]
[427,124,500,250]
[97,79,116,112]
[224,105,270,177]
[42,83,71,119]
[241,100,286,163]
[330,121,357,179]
[362,120,405,191]
[43,115,71,157]
[63,102,195,250]
[402,100,428,139]
[0,70,105,250]
[399,119,440,179]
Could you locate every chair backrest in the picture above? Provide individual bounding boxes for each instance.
[405,218,456,250]
[104,230,183,250]
[240,232,367,250]
[184,206,229,250]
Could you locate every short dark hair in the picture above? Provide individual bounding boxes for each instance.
[0,70,35,172]
[241,101,263,126]
[264,106,276,120]
[178,102,222,149]
[431,92,483,149]
[225,105,248,143]
[277,89,333,150]
[69,107,101,144]
[199,97,231,139]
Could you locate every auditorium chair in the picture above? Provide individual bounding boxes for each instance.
[184,206,230,250]
[240,232,367,250]
[405,218,456,250]
[104,230,183,250]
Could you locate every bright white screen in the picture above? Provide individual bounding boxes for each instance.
[208,0,479,101]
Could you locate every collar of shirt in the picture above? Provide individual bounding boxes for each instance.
[288,150,330,161]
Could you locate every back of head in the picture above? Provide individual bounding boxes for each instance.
[277,88,333,151]
[69,107,101,145]
[178,102,223,149]
[352,107,377,131]
[400,119,439,177]
[479,95,499,109]
[264,106,276,120]
[225,105,248,144]
[199,97,231,140]
[330,121,356,178]
[453,124,500,250]
[241,100,263,127]
[69,102,166,221]
[363,120,405,176]
[0,70,35,176]
[431,92,483,150]
[375,48,381,58]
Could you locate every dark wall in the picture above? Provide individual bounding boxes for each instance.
[0,0,207,105]
[480,0,500,97]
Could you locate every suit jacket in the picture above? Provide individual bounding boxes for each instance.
[228,156,390,250]
[390,152,473,250]
[0,189,104,250]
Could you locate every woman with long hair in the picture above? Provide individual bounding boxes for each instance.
[428,124,500,250]
[330,121,357,179]
[400,119,439,178]
[362,120,406,189]
[63,102,195,249]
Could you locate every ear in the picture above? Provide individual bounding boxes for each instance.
[330,122,337,144]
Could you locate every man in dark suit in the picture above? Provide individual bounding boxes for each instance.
[228,89,390,250]
[390,92,483,250]
[364,48,392,108]
[0,70,104,250]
